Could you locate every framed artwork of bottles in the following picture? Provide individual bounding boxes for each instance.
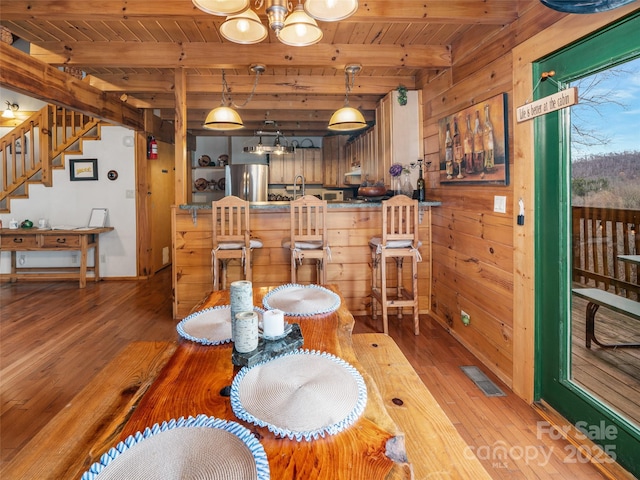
[437,93,509,185]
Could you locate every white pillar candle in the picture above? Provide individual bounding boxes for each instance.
[230,280,253,342]
[234,311,259,353]
[263,309,285,338]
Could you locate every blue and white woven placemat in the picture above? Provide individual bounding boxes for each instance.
[262,284,340,317]
[81,414,269,479]
[231,349,367,441]
[177,305,264,345]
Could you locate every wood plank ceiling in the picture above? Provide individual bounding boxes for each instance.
[0,0,522,137]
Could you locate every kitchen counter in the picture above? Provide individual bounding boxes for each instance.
[180,199,442,210]
[172,200,439,319]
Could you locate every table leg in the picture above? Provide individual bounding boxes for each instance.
[10,251,17,283]
[94,236,101,283]
[585,301,640,349]
[79,236,88,288]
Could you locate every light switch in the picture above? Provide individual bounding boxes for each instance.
[493,195,507,214]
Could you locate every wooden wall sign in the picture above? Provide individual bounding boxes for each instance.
[516,87,578,123]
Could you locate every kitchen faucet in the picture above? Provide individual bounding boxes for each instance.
[293,174,305,199]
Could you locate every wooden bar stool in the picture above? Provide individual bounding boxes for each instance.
[282,195,330,284]
[369,195,422,335]
[211,196,262,290]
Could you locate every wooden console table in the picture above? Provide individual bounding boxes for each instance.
[0,227,114,288]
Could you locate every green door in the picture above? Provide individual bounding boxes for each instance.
[536,11,640,476]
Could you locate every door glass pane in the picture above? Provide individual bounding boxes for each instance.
[570,57,640,426]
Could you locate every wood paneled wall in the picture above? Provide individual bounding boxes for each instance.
[172,205,434,320]
[418,3,568,388]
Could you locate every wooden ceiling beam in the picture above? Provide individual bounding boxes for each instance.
[0,43,143,130]
[131,94,379,111]
[0,0,517,24]
[178,109,376,123]
[30,43,451,70]
[87,73,417,95]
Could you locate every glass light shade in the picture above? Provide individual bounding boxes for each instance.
[304,0,358,21]
[328,106,367,131]
[192,0,250,15]
[278,5,323,46]
[203,106,244,130]
[2,107,15,119]
[220,9,268,44]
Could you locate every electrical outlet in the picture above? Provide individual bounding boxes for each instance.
[461,310,471,326]
[100,254,106,263]
[71,254,78,265]
[18,254,26,265]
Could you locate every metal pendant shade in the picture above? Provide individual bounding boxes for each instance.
[203,106,244,130]
[192,0,250,15]
[304,0,358,21]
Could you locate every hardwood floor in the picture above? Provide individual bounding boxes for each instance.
[1,269,610,479]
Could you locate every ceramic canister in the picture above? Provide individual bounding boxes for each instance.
[234,311,259,353]
[229,280,253,342]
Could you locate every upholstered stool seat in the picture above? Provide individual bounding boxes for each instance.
[283,195,330,284]
[212,196,262,290]
[369,195,422,335]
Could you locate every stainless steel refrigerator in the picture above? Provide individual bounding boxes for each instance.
[226,164,269,202]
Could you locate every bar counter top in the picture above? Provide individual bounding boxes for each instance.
[180,199,442,210]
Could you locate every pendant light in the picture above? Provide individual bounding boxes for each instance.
[304,0,358,21]
[278,3,322,46]
[203,65,265,131]
[192,0,250,15]
[328,65,367,132]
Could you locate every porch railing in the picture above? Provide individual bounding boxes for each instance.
[572,206,640,299]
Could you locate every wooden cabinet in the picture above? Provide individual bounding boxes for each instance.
[299,148,323,184]
[269,148,322,184]
[376,90,423,188]
[268,155,290,184]
[344,126,378,186]
[322,135,348,187]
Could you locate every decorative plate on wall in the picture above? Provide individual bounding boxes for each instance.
[198,154,212,167]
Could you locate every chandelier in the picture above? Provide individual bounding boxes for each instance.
[193,0,358,47]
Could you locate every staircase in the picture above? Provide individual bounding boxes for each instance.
[0,105,101,213]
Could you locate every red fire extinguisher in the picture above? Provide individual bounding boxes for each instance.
[147,135,158,159]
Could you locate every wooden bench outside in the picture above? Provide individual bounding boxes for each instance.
[352,333,492,479]
[572,288,640,349]
[2,341,176,480]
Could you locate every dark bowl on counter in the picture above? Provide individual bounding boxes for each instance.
[358,185,387,197]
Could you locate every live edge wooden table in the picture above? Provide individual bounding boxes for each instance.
[0,227,113,288]
[3,285,491,479]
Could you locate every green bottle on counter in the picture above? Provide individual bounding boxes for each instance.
[416,161,426,201]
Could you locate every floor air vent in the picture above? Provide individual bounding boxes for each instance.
[460,366,506,397]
